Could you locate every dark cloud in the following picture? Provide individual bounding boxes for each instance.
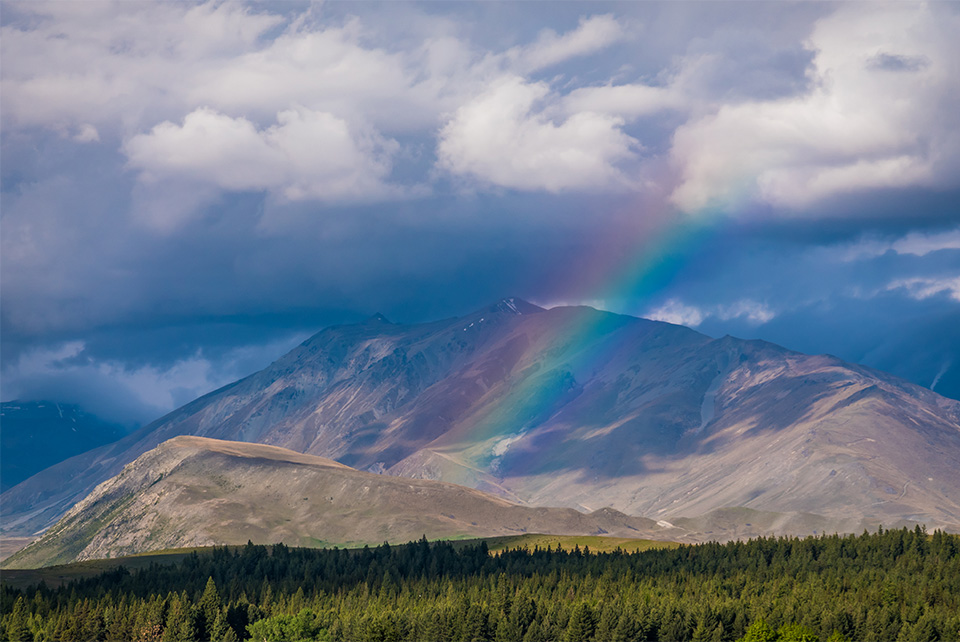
[2,1,959,425]
[868,52,931,73]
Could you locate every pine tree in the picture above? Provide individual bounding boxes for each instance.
[611,610,637,642]
[740,618,777,642]
[197,577,221,641]
[777,623,820,642]
[496,614,522,642]
[522,619,545,642]
[6,596,32,642]
[208,611,228,642]
[563,603,595,642]
[162,595,196,642]
[594,602,619,642]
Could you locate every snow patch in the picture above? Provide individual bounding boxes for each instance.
[492,433,523,457]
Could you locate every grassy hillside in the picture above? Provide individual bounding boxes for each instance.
[4,436,682,569]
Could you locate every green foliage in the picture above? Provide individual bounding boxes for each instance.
[777,623,820,642]
[1,528,958,642]
[740,619,777,642]
[563,602,595,642]
[246,608,327,642]
[4,597,31,642]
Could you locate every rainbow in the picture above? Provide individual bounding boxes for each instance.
[457,205,725,471]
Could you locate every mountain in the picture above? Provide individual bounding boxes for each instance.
[3,299,960,542]
[2,436,681,568]
[0,401,127,492]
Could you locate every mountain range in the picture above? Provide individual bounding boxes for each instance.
[3,299,959,561]
[0,401,127,492]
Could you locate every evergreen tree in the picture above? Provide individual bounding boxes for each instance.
[611,610,638,642]
[777,623,820,642]
[6,596,31,642]
[162,595,195,642]
[740,618,777,642]
[208,611,228,642]
[495,614,522,642]
[563,603,595,642]
[197,577,221,641]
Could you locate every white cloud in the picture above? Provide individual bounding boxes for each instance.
[645,298,775,327]
[563,83,681,120]
[5,1,959,215]
[645,299,705,327]
[536,298,608,311]
[186,18,453,134]
[124,106,402,227]
[668,3,960,213]
[507,14,628,73]
[73,124,100,143]
[3,3,647,211]
[2,334,308,425]
[839,228,960,262]
[716,300,776,324]
[0,2,285,132]
[887,276,960,302]
[436,76,638,192]
[892,230,960,257]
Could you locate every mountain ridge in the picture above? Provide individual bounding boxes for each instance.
[3,435,680,568]
[3,299,959,544]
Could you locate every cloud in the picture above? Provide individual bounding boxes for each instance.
[186,17,457,134]
[645,298,775,327]
[887,276,960,302]
[4,0,960,420]
[436,76,638,192]
[506,14,628,73]
[867,53,930,73]
[124,106,402,222]
[716,300,776,324]
[645,299,705,327]
[839,228,960,262]
[2,333,307,425]
[562,83,681,120]
[931,360,952,392]
[0,2,285,132]
[668,3,960,213]
[72,124,100,143]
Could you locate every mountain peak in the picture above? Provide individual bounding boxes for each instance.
[492,297,543,315]
[365,312,392,324]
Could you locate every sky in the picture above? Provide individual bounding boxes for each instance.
[2,1,959,427]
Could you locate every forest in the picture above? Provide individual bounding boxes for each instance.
[1,526,958,642]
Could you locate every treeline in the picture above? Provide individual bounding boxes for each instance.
[2,526,958,641]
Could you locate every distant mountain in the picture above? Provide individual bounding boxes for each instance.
[2,436,682,568]
[0,401,127,492]
[3,299,959,542]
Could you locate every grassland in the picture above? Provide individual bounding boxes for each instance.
[462,533,680,554]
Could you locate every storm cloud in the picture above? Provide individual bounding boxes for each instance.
[2,1,958,424]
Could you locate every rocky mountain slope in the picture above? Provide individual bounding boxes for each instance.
[3,436,681,568]
[4,299,960,542]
